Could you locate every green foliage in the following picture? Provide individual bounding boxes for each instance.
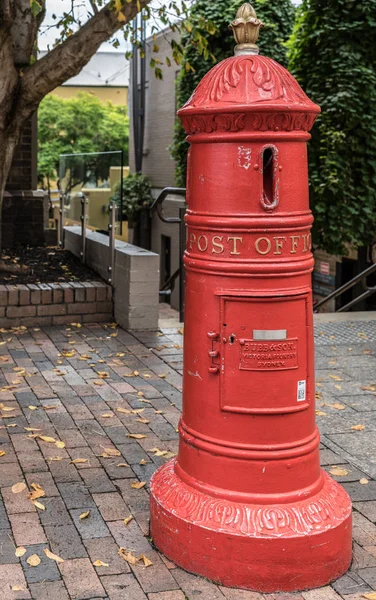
[288,0,376,256]
[170,0,296,187]
[110,172,153,227]
[38,92,129,189]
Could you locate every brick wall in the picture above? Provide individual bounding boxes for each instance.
[6,115,37,192]
[2,190,49,248]
[0,281,113,328]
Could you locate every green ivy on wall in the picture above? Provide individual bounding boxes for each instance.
[288,0,376,256]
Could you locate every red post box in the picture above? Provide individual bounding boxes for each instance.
[150,4,352,592]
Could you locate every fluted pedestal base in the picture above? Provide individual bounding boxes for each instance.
[150,460,352,592]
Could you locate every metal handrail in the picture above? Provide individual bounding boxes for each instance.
[151,187,187,322]
[314,263,376,312]
[150,187,186,223]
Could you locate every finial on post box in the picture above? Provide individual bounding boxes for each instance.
[230,3,264,56]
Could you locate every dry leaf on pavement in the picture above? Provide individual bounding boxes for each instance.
[351,424,365,431]
[329,467,349,477]
[12,482,26,494]
[15,547,27,557]
[124,515,133,526]
[79,511,91,520]
[93,560,109,567]
[44,548,64,563]
[26,554,41,567]
[131,481,146,489]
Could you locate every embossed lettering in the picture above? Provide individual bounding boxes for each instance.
[290,236,300,254]
[273,236,287,255]
[227,237,243,255]
[189,232,196,249]
[255,237,272,255]
[212,236,224,254]
[197,235,208,252]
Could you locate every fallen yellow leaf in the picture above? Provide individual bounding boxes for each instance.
[137,418,150,424]
[15,546,27,557]
[124,515,133,526]
[329,467,349,477]
[79,511,91,520]
[12,482,26,494]
[116,408,131,414]
[351,424,365,431]
[93,559,109,567]
[27,554,41,567]
[44,548,64,563]
[360,478,369,485]
[101,413,114,418]
[33,500,46,510]
[140,554,153,567]
[315,410,327,416]
[128,434,146,439]
[118,548,138,565]
[70,458,88,464]
[131,481,146,489]
[100,447,121,458]
[38,435,56,443]
[363,594,376,600]
[0,451,6,457]
[117,463,130,468]
[55,441,66,449]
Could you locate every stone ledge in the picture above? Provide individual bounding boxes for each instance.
[64,226,159,331]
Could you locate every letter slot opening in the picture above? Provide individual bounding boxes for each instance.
[260,145,279,211]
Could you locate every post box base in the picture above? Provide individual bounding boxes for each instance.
[150,460,352,592]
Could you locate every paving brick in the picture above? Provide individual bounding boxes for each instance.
[17,450,48,473]
[0,529,20,564]
[20,543,61,584]
[0,499,10,530]
[344,482,376,502]
[29,581,70,600]
[0,563,31,599]
[44,523,88,559]
[59,558,107,598]
[80,468,116,493]
[9,512,47,546]
[1,486,36,514]
[84,536,131,576]
[148,592,187,600]
[100,574,147,600]
[25,472,59,497]
[93,492,130,521]
[70,506,110,539]
[0,463,23,487]
[39,497,72,527]
[58,482,96,509]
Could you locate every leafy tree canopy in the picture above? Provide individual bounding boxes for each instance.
[38,92,129,192]
[170,0,296,187]
[288,0,376,256]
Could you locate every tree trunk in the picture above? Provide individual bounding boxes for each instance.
[0,131,20,249]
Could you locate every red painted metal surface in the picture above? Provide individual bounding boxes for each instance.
[150,48,352,592]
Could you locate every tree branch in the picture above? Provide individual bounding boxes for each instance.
[18,0,152,119]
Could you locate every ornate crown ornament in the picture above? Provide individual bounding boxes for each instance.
[230,3,264,55]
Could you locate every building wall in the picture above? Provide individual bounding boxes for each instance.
[50,86,128,106]
[129,28,179,188]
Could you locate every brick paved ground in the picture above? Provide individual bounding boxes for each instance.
[0,312,375,599]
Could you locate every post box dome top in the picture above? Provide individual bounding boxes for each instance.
[178,3,320,132]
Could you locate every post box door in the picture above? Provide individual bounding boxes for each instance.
[219,293,310,414]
